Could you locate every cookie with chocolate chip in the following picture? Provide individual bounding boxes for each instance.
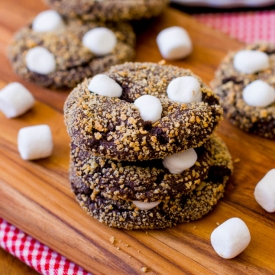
[8,12,135,88]
[70,135,233,230]
[44,0,169,22]
[64,62,223,162]
[212,43,275,139]
[70,136,217,202]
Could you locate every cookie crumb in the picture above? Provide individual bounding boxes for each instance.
[117,247,120,250]
[158,59,166,65]
[193,226,197,230]
[234,158,240,163]
[141,266,148,273]
[216,222,220,226]
[110,236,115,244]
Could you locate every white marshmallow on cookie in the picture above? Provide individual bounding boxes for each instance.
[134,95,162,123]
[26,47,56,75]
[233,50,269,74]
[88,74,122,97]
[0,82,35,118]
[132,201,160,210]
[18,124,53,160]
[211,217,251,259]
[32,10,66,33]
[156,26,192,60]
[254,169,275,212]
[167,76,202,103]
[242,80,275,107]
[163,148,197,174]
[82,27,117,56]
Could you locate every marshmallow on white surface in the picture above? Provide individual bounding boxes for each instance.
[242,80,275,107]
[0,82,35,118]
[32,10,66,33]
[88,74,122,97]
[167,76,202,103]
[82,27,117,56]
[26,47,56,75]
[233,50,269,74]
[18,125,53,160]
[132,201,160,210]
[156,26,192,60]
[134,95,162,123]
[163,148,197,174]
[211,218,251,259]
[254,169,275,212]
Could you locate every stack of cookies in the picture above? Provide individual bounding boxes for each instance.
[8,1,170,88]
[64,62,233,229]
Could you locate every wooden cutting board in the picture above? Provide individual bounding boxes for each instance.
[1,1,275,274]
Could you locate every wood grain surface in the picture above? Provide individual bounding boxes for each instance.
[0,0,275,274]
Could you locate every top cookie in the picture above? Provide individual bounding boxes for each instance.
[44,0,169,21]
[64,62,223,161]
[8,12,135,88]
[212,43,275,138]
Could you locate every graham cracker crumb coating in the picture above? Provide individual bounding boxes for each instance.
[64,62,223,161]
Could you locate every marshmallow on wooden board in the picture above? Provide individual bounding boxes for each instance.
[233,50,269,74]
[156,26,192,60]
[88,74,122,97]
[132,201,160,210]
[162,148,197,174]
[82,27,117,56]
[0,82,35,118]
[167,76,202,103]
[211,218,251,259]
[254,169,275,212]
[242,80,275,107]
[18,125,53,160]
[134,95,162,123]
[26,47,56,75]
[32,10,66,33]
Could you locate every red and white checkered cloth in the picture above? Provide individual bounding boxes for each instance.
[194,10,275,43]
[1,9,275,275]
[0,218,92,275]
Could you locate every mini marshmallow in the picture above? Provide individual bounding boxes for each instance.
[162,148,197,174]
[32,10,66,33]
[88,74,122,97]
[243,80,275,107]
[167,76,202,103]
[0,82,35,118]
[156,26,192,60]
[233,50,269,74]
[18,125,53,160]
[254,169,275,212]
[132,201,160,210]
[82,27,117,56]
[134,95,162,123]
[211,218,251,259]
[26,47,56,75]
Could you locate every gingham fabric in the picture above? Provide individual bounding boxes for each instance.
[0,218,92,275]
[1,9,275,275]
[194,10,275,43]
